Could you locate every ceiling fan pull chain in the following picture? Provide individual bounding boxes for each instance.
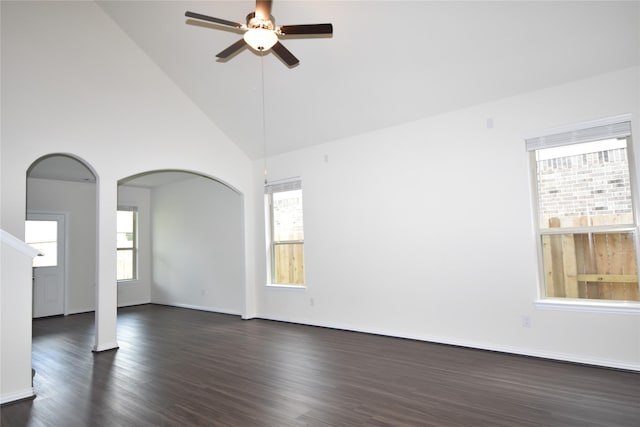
[261,52,268,185]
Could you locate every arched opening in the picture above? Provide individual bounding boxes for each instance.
[26,153,98,379]
[26,154,98,317]
[117,169,244,318]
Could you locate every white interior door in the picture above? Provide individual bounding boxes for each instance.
[26,213,66,318]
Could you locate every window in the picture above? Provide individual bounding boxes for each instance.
[527,116,639,302]
[265,179,305,286]
[25,220,58,267]
[117,208,137,281]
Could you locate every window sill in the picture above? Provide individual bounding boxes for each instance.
[535,299,639,314]
[266,284,306,289]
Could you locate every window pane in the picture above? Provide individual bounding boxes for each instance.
[117,209,137,281]
[273,189,304,242]
[541,231,638,301]
[117,211,134,249]
[25,220,57,267]
[117,249,134,281]
[273,243,305,285]
[536,138,634,229]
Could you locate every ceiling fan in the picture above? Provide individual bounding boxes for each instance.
[185,0,333,67]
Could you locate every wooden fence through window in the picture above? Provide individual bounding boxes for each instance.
[542,217,639,301]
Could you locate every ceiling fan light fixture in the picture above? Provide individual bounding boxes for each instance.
[244,28,278,52]
[186,1,333,66]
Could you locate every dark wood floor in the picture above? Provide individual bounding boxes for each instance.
[1,305,638,426]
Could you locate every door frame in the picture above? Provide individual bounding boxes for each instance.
[26,211,69,316]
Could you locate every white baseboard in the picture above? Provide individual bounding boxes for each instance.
[258,315,640,372]
[92,341,119,352]
[118,300,151,308]
[1,388,34,405]
[65,308,94,316]
[155,302,241,316]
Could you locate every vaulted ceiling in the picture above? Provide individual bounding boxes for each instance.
[33,1,640,161]
[93,1,639,160]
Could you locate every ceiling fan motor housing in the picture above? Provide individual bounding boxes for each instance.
[246,12,274,30]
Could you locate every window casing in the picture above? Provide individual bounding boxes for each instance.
[527,116,639,304]
[265,179,305,286]
[117,207,138,281]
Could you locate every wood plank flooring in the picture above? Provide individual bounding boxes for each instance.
[1,304,638,426]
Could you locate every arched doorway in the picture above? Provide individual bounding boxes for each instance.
[118,170,244,315]
[26,154,98,317]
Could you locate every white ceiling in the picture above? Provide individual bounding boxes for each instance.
[93,0,639,160]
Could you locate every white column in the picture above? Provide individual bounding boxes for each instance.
[93,177,119,352]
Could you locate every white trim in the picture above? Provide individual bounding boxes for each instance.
[66,307,95,315]
[539,225,636,235]
[264,177,302,194]
[117,300,150,308]
[266,283,306,289]
[524,113,632,144]
[155,302,242,316]
[258,315,640,372]
[0,229,42,258]
[534,299,640,314]
[526,121,631,151]
[92,341,119,352]
[0,388,35,405]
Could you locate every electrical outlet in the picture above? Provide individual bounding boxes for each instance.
[521,315,532,328]
[310,297,315,307]
[486,117,494,129]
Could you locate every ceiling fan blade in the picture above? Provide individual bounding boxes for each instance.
[255,0,273,20]
[279,24,333,35]
[271,41,299,67]
[216,39,248,59]
[185,11,244,29]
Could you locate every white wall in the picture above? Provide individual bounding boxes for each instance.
[0,231,40,404]
[117,185,152,307]
[254,66,640,370]
[1,1,256,351]
[152,177,244,314]
[27,178,97,314]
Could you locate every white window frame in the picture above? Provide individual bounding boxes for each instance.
[117,206,138,282]
[526,114,640,312]
[264,178,305,287]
